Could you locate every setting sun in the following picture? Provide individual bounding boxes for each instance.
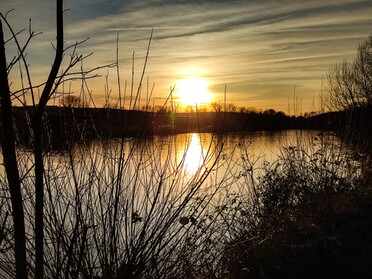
[176,78,212,106]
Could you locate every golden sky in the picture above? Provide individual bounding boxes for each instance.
[2,0,372,113]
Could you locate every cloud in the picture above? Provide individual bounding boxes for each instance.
[2,0,371,111]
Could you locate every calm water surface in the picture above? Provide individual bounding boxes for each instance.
[1,130,340,194]
[59,130,339,188]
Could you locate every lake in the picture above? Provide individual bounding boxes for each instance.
[37,129,341,197]
[1,129,338,187]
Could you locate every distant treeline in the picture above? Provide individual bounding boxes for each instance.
[307,106,372,151]
[9,105,371,148]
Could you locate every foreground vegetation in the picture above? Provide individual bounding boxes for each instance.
[221,137,372,278]
[1,126,370,279]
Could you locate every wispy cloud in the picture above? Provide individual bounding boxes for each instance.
[1,0,371,111]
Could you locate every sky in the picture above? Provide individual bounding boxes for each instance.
[1,0,372,113]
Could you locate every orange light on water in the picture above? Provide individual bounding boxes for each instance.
[183,133,205,175]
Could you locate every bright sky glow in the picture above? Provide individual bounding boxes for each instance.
[176,78,212,106]
[1,0,372,113]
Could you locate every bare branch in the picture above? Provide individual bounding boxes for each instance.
[4,9,15,19]
[0,12,37,106]
[4,28,25,44]
[64,37,89,52]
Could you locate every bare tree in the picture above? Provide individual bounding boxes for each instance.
[0,17,28,279]
[225,103,237,112]
[326,34,372,111]
[60,95,85,108]
[354,34,372,107]
[0,1,101,278]
[32,2,64,278]
[210,101,237,113]
[210,102,223,112]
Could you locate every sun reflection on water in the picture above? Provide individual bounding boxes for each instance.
[183,133,206,175]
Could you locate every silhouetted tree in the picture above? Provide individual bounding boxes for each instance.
[226,103,237,112]
[0,18,27,279]
[60,95,85,108]
[239,106,248,113]
[210,102,223,112]
[1,1,97,278]
[354,34,372,107]
[326,34,372,110]
[263,108,276,115]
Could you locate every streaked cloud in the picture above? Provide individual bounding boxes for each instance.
[1,0,371,112]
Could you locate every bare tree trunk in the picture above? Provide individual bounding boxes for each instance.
[33,115,45,279]
[0,20,28,279]
[34,1,64,278]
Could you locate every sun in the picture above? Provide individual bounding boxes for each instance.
[176,78,212,106]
